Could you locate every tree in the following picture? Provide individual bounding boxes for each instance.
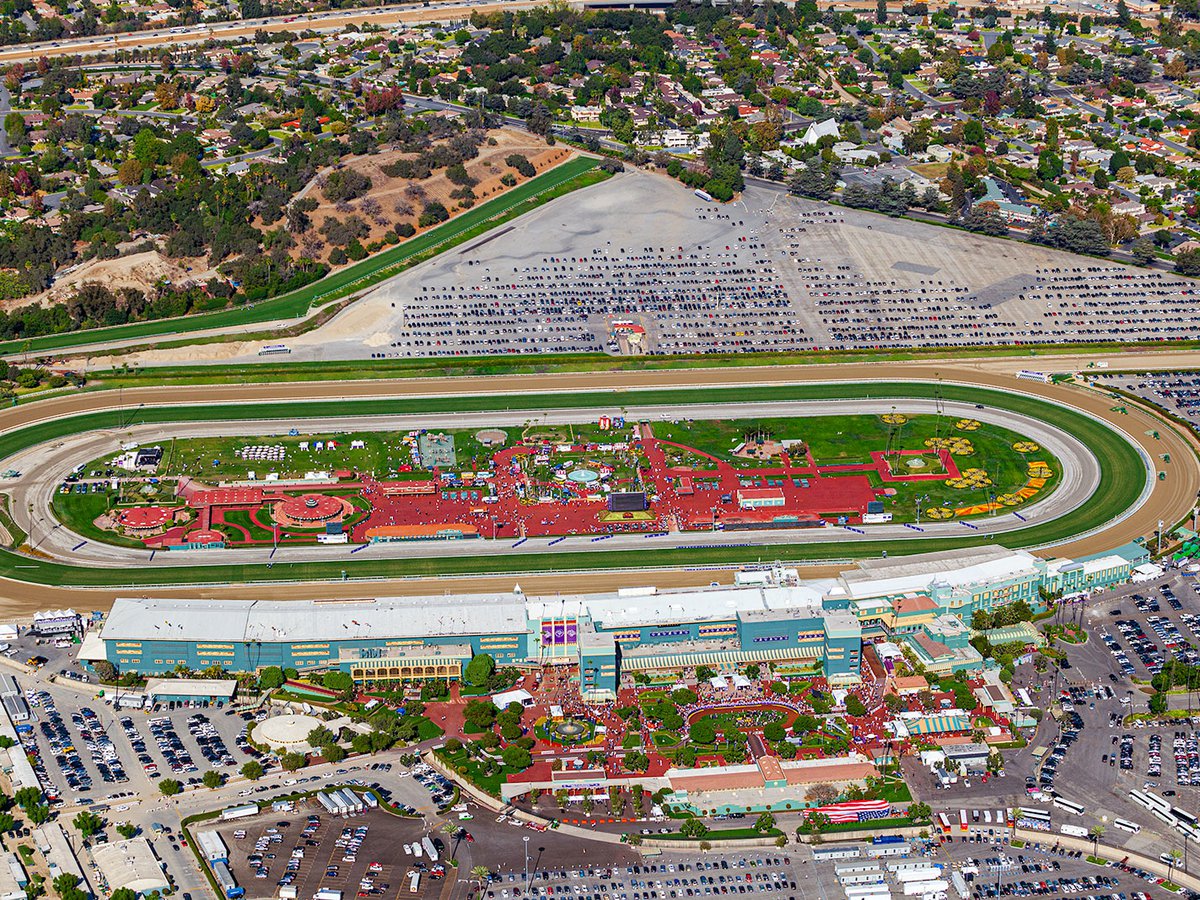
[71,811,104,839]
[624,751,650,772]
[500,745,531,770]
[116,159,144,186]
[845,695,868,717]
[754,811,776,833]
[26,805,50,827]
[1037,150,1063,182]
[963,118,985,146]
[322,743,347,763]
[680,817,709,838]
[281,751,308,772]
[109,888,137,900]
[1149,691,1168,715]
[1131,239,1156,265]
[0,813,14,834]
[202,770,224,790]
[53,875,86,900]
[907,801,933,824]
[463,700,498,730]
[258,666,285,690]
[470,865,491,886]
[322,671,353,694]
[307,725,336,748]
[1176,248,1200,277]
[1167,848,1182,886]
[158,779,182,797]
[115,822,138,840]
[241,760,264,781]
[1088,824,1105,859]
[14,788,41,812]
[689,718,716,744]
[464,653,496,688]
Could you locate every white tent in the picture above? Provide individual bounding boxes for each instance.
[493,688,535,708]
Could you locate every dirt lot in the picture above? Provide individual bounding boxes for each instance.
[3,248,217,313]
[299,127,574,265]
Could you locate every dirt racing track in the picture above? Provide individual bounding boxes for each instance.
[0,352,1195,614]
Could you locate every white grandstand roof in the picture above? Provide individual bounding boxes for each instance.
[102,595,528,643]
[580,583,832,630]
[828,547,1041,601]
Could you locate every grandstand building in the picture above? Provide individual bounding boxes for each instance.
[95,544,1147,700]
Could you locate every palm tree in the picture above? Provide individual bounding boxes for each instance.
[1167,848,1183,886]
[470,865,491,887]
[1088,824,1105,860]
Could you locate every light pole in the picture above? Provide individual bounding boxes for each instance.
[523,835,530,889]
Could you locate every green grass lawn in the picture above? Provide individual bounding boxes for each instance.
[0,495,26,549]
[0,381,1147,587]
[51,489,145,549]
[0,157,603,356]
[219,508,277,542]
[127,427,504,484]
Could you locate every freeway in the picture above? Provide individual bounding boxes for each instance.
[0,0,546,66]
[0,349,1195,615]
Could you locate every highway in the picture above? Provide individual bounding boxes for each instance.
[0,350,1196,614]
[0,0,547,66]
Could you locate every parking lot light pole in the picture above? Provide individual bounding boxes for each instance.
[524,836,530,889]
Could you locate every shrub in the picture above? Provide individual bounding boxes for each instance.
[505,153,535,177]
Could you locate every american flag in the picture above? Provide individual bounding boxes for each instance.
[803,799,892,823]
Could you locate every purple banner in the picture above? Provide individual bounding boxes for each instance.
[541,622,578,645]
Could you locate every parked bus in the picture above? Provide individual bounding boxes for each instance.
[937,813,952,835]
[959,810,968,833]
[1113,819,1141,835]
[1129,789,1154,811]
[408,872,420,894]
[1133,790,1171,815]
[1172,806,1198,829]
[1176,822,1200,844]
[1017,807,1051,823]
[1153,809,1178,827]
[258,344,291,356]
[1052,796,1085,816]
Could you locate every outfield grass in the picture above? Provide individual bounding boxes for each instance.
[0,158,602,357]
[0,381,1146,587]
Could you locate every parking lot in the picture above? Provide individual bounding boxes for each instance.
[214,804,446,900]
[17,680,262,804]
[935,837,1193,899]
[898,571,1200,873]
[1098,371,1200,433]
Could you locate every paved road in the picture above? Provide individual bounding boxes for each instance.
[0,351,1195,612]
